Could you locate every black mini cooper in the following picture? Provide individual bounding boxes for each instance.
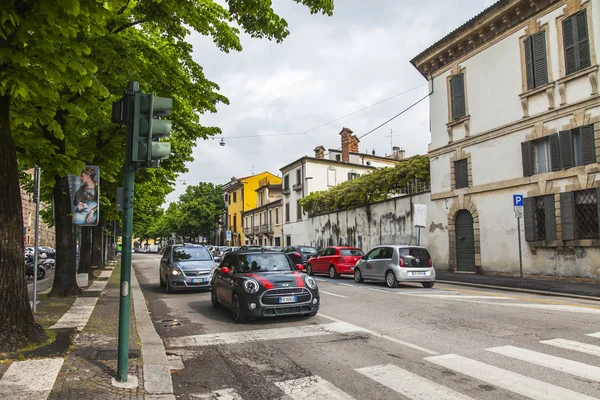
[211,250,320,322]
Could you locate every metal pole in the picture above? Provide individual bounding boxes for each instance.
[32,165,40,313]
[517,216,523,285]
[117,80,138,382]
[417,227,421,246]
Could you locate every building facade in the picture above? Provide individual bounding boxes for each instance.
[412,0,600,277]
[243,177,284,246]
[221,172,282,246]
[21,182,55,248]
[281,127,402,246]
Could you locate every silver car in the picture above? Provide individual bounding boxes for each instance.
[160,244,217,292]
[352,245,435,288]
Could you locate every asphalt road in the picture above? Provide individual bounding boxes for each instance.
[133,254,600,399]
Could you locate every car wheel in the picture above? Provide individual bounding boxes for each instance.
[329,265,339,279]
[211,285,220,308]
[159,273,166,288]
[354,268,364,283]
[232,293,247,322]
[37,267,46,280]
[385,270,399,288]
[306,264,314,276]
[422,282,435,288]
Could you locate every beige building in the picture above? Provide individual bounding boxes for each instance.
[243,178,284,247]
[21,180,55,248]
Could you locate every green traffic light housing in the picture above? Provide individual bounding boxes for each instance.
[131,92,173,168]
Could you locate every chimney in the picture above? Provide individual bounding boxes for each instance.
[391,146,405,160]
[314,145,325,159]
[350,135,360,153]
[339,127,353,163]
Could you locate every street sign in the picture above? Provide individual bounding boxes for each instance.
[413,204,427,228]
[226,230,232,241]
[512,194,524,285]
[513,194,523,207]
[514,208,523,218]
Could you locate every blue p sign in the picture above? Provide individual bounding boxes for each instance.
[513,194,524,207]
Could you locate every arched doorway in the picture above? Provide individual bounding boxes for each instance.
[455,210,476,272]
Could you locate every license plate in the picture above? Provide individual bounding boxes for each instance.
[410,272,426,276]
[192,278,207,283]
[278,296,297,303]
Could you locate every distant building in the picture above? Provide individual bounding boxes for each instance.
[242,177,283,246]
[20,172,55,248]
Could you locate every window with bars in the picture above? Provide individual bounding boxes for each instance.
[575,190,599,239]
[535,197,546,240]
[524,195,556,242]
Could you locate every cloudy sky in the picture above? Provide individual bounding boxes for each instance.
[166,0,496,203]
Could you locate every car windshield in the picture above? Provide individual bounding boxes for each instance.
[299,247,317,254]
[238,253,293,273]
[173,247,212,262]
[340,249,364,256]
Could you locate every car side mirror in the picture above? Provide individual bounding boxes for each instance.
[221,267,230,275]
[296,264,304,271]
[361,255,367,260]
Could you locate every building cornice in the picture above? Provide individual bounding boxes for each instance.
[241,199,282,216]
[411,0,559,78]
[280,156,377,173]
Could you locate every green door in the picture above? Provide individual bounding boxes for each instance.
[455,210,476,272]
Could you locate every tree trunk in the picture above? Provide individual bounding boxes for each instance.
[78,227,92,273]
[48,175,82,297]
[0,94,47,351]
[91,217,103,266]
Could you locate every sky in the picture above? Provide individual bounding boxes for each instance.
[166,0,497,204]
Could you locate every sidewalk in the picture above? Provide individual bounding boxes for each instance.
[436,271,600,299]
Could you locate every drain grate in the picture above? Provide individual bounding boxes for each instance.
[94,350,139,360]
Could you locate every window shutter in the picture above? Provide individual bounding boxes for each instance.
[549,133,561,171]
[576,10,591,70]
[521,141,534,177]
[532,32,548,87]
[563,16,577,75]
[523,197,537,242]
[581,124,596,165]
[523,37,535,90]
[454,159,468,189]
[451,73,466,120]
[544,195,557,241]
[559,130,574,169]
[560,192,575,241]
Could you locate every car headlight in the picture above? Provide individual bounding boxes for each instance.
[305,276,317,289]
[171,268,182,276]
[243,278,259,293]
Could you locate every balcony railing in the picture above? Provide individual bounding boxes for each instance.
[244,227,252,236]
[253,226,260,234]
[282,187,290,195]
[292,183,302,192]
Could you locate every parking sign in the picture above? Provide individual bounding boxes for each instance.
[513,194,523,207]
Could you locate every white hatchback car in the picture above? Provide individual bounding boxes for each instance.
[352,245,435,288]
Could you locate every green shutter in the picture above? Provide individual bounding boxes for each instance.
[549,133,561,171]
[563,15,577,74]
[544,195,557,241]
[581,124,596,165]
[576,10,591,70]
[523,36,535,90]
[560,130,574,169]
[454,159,468,189]
[524,197,537,242]
[521,141,534,177]
[560,192,575,241]
[451,73,466,120]
[532,32,548,87]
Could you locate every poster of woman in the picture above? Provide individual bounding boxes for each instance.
[68,166,100,226]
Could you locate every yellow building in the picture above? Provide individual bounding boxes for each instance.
[222,172,281,246]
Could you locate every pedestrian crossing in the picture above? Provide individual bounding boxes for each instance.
[194,331,600,399]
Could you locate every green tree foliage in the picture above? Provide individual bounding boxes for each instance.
[300,155,431,216]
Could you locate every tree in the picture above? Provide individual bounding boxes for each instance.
[176,183,227,240]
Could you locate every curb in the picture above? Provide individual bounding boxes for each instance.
[436,280,600,302]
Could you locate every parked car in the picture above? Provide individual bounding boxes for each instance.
[284,245,318,268]
[306,246,364,278]
[211,250,319,321]
[159,244,217,292]
[239,245,264,251]
[352,245,435,288]
[263,246,283,252]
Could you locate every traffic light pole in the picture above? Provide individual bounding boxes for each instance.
[117,81,139,382]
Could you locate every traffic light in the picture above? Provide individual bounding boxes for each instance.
[131,92,173,168]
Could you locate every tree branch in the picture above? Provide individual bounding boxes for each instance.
[112,19,147,34]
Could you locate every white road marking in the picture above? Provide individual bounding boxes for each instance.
[98,270,113,279]
[587,332,600,338]
[320,291,347,298]
[50,297,98,330]
[487,345,600,382]
[454,299,600,314]
[426,354,596,400]
[319,313,439,355]
[191,388,243,399]
[85,280,108,291]
[165,321,362,348]
[356,363,474,399]
[541,338,600,357]
[0,358,64,399]
[406,294,511,300]
[274,376,355,400]
[337,283,355,287]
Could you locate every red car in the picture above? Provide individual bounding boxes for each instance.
[306,246,364,278]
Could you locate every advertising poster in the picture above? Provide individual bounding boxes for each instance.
[68,166,100,226]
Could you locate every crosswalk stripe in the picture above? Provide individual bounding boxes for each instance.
[487,345,600,382]
[274,376,355,400]
[320,291,348,298]
[425,354,596,400]
[587,332,600,338]
[164,321,362,348]
[356,364,474,399]
[50,297,98,330]
[541,338,600,357]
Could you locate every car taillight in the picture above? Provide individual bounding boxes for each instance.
[428,258,432,268]
[294,252,301,258]
[399,257,405,268]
